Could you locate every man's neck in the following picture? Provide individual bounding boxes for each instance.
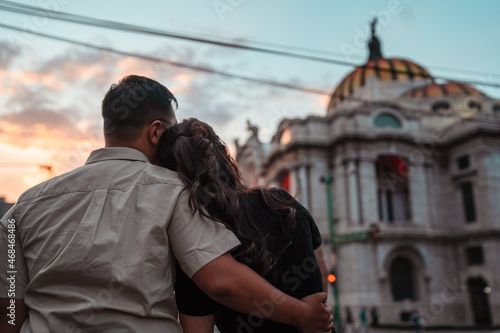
[104,140,156,164]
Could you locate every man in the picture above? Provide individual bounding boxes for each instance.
[0,75,333,333]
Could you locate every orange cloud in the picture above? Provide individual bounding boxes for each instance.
[0,134,103,202]
[115,57,156,79]
[315,94,331,109]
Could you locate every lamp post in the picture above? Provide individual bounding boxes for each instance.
[320,174,341,332]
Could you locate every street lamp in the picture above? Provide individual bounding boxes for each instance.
[320,174,341,332]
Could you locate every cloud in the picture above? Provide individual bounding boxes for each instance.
[0,42,20,68]
[0,37,325,152]
[1,109,74,133]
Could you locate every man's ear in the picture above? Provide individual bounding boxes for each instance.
[148,120,165,146]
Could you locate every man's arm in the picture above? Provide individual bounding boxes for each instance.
[0,298,28,333]
[192,253,333,333]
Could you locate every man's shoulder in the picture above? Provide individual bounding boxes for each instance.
[16,164,88,204]
[17,161,184,205]
[141,163,185,186]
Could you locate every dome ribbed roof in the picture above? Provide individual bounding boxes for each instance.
[329,58,433,108]
[402,82,486,98]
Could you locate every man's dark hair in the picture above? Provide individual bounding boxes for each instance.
[102,75,178,141]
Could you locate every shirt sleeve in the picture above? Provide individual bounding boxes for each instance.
[0,205,29,299]
[175,265,216,316]
[168,190,241,278]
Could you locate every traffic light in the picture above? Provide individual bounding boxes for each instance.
[369,223,380,239]
[328,270,336,284]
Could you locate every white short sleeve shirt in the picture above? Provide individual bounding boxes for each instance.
[0,147,240,332]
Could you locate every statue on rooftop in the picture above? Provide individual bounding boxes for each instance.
[246,120,259,138]
[368,17,382,60]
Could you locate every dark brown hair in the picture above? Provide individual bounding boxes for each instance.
[102,75,177,141]
[158,118,296,278]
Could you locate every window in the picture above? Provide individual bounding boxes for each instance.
[374,113,401,129]
[467,277,492,325]
[279,129,291,145]
[279,170,291,193]
[457,155,470,170]
[493,104,500,114]
[390,257,415,301]
[386,190,394,221]
[461,182,476,222]
[377,189,383,221]
[432,101,450,112]
[376,156,411,222]
[468,101,481,112]
[466,246,485,266]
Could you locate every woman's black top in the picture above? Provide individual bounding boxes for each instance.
[175,189,323,333]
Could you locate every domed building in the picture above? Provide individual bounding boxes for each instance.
[236,20,500,328]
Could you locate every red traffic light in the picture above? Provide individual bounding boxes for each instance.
[328,274,336,283]
[369,223,380,239]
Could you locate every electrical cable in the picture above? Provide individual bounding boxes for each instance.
[0,0,499,87]
[0,22,332,95]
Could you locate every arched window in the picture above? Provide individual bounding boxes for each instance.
[468,101,481,112]
[467,277,492,325]
[432,101,450,112]
[375,156,411,222]
[390,257,415,301]
[278,170,291,193]
[374,113,401,129]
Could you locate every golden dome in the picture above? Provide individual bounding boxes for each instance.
[328,58,433,108]
[402,82,486,98]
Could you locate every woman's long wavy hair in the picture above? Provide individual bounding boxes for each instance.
[159,118,296,278]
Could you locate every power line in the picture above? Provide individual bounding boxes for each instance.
[0,23,487,117]
[0,0,499,88]
[0,1,354,67]
[172,26,499,79]
[0,22,332,95]
[151,27,367,61]
[428,65,500,78]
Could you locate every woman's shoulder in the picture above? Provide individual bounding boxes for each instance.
[248,187,295,201]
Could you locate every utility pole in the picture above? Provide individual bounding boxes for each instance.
[320,174,341,332]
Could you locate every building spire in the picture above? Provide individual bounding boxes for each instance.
[368,17,382,60]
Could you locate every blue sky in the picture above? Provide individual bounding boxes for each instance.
[0,0,499,201]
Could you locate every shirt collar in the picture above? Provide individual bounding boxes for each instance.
[85,147,151,165]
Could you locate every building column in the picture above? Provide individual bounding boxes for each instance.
[346,160,360,225]
[333,158,348,234]
[424,164,437,228]
[358,159,379,225]
[290,167,299,197]
[297,165,309,210]
[409,163,430,225]
[309,161,330,237]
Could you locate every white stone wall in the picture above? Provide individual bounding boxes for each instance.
[249,83,500,328]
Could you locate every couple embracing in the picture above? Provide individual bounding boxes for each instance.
[0,75,333,333]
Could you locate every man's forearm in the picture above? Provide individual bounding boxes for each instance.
[192,253,330,332]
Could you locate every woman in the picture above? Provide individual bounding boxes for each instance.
[158,118,329,333]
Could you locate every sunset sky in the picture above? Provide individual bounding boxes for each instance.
[1,0,499,202]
